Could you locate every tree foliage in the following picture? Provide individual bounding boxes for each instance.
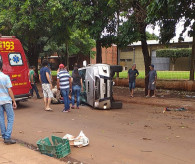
[156,48,192,70]
[156,48,191,58]
[0,0,94,68]
[147,0,194,78]
[147,0,195,43]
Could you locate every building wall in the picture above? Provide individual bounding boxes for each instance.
[90,46,117,65]
[120,42,192,71]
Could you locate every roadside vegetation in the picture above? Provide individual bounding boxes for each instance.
[51,71,189,80]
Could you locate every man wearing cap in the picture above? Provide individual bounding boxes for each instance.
[0,61,17,144]
[57,64,72,112]
[39,60,53,111]
[146,64,157,98]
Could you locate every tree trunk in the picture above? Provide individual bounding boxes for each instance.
[172,64,175,71]
[116,46,120,78]
[27,44,39,69]
[190,36,195,80]
[27,43,41,82]
[140,29,151,96]
[65,42,69,70]
[96,39,102,63]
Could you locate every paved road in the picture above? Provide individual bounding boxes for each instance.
[12,97,195,164]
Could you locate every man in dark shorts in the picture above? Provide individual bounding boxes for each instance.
[128,64,139,97]
[146,64,157,98]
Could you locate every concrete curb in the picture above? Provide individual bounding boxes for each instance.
[0,139,65,164]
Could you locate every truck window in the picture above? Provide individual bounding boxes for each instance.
[0,55,2,62]
[9,53,23,66]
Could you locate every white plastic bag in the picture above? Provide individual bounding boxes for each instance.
[74,131,89,147]
[62,134,75,146]
[62,134,75,140]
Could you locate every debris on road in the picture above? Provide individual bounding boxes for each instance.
[163,107,187,113]
[63,134,75,146]
[142,138,152,140]
[63,131,89,148]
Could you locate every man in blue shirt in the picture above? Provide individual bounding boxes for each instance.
[0,61,17,144]
[57,64,71,112]
[128,64,139,97]
[39,60,53,111]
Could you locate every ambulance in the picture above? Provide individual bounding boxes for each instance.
[0,36,31,101]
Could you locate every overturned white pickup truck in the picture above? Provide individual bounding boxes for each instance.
[79,64,123,109]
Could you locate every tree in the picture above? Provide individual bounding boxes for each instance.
[43,29,95,65]
[0,0,76,69]
[156,48,192,70]
[147,0,195,79]
[112,1,153,95]
[146,32,159,40]
[76,0,117,63]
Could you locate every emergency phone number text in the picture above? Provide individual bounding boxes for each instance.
[0,41,14,51]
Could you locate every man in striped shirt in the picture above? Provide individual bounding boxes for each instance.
[57,64,72,112]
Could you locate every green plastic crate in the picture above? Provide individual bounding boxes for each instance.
[37,136,71,158]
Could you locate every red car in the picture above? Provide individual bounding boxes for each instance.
[0,36,31,101]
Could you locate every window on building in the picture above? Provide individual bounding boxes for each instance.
[120,59,132,62]
[121,47,134,52]
[126,59,132,62]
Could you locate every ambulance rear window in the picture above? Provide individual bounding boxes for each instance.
[9,53,23,66]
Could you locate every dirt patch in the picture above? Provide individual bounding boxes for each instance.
[113,86,195,110]
[114,78,195,91]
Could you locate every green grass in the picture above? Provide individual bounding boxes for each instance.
[51,71,72,76]
[51,70,190,80]
[116,71,190,80]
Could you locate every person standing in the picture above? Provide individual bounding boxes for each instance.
[146,64,157,98]
[57,64,71,112]
[29,66,41,99]
[128,64,139,97]
[71,66,83,109]
[39,60,53,111]
[0,61,17,144]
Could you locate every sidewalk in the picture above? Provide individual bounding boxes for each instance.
[0,138,65,164]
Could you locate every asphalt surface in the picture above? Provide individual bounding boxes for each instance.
[10,95,195,164]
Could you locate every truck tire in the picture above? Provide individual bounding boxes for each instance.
[111,101,122,109]
[110,65,123,73]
